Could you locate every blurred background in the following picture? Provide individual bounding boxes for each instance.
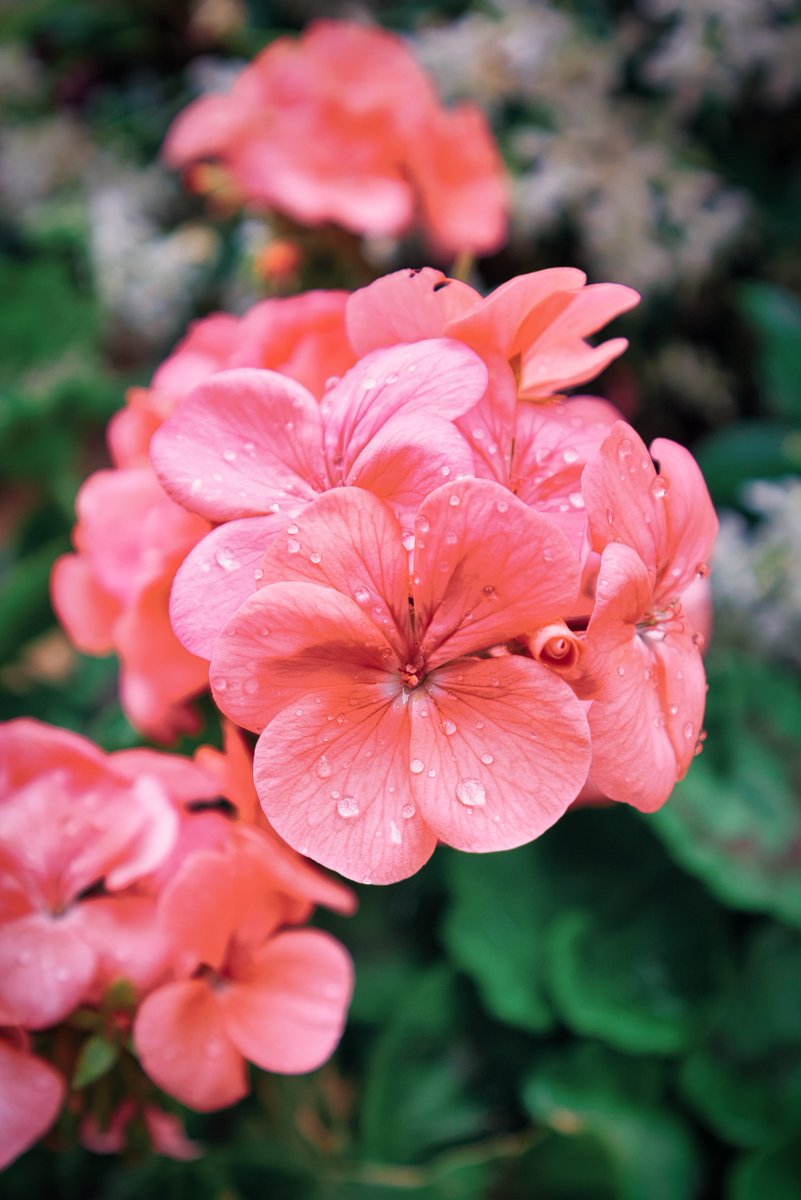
[2,0,801,1196]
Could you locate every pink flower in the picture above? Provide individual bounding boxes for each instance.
[579,422,719,810]
[134,840,354,1111]
[164,20,508,257]
[209,481,591,884]
[0,1015,65,1171]
[152,339,489,659]
[346,266,640,400]
[80,1100,203,1160]
[0,720,178,1029]
[52,292,353,741]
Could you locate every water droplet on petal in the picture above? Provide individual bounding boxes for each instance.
[441,719,457,736]
[480,752,494,765]
[215,548,240,572]
[482,584,496,598]
[316,755,332,779]
[606,507,615,525]
[354,585,370,604]
[568,491,585,509]
[337,795,359,818]
[617,666,626,676]
[696,562,710,578]
[402,803,416,819]
[223,449,237,462]
[651,477,670,499]
[456,777,486,807]
[496,499,509,513]
[563,448,579,464]
[402,531,415,552]
[449,494,460,507]
[409,759,425,774]
[287,539,301,554]
[683,721,695,740]
[310,551,322,564]
[389,821,402,845]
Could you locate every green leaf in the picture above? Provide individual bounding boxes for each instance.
[441,842,556,1033]
[651,650,801,928]
[522,1043,699,1200]
[680,924,801,1147]
[738,283,801,422]
[729,1141,801,1200]
[694,422,801,510]
[72,1033,119,1089]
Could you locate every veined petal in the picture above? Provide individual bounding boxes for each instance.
[0,912,97,1029]
[222,928,353,1073]
[582,421,669,569]
[150,368,325,521]
[134,980,247,1111]
[413,479,581,668]
[210,581,398,733]
[258,488,413,659]
[409,657,589,851]
[170,514,286,659]
[322,340,488,478]
[444,268,587,358]
[650,437,719,600]
[0,1041,64,1171]
[254,686,437,884]
[346,268,477,356]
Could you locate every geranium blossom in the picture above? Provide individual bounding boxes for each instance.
[164,20,508,257]
[579,422,719,809]
[0,1015,65,1171]
[208,480,591,884]
[152,339,489,658]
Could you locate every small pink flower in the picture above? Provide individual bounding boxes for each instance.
[579,422,719,810]
[134,841,354,1111]
[164,20,508,257]
[80,1099,203,1160]
[209,480,591,883]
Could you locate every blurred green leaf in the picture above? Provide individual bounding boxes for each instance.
[651,651,801,928]
[729,1141,801,1200]
[680,924,801,1147]
[72,1033,119,1088]
[522,1043,699,1200]
[694,422,801,509]
[738,283,801,423]
[441,843,556,1033]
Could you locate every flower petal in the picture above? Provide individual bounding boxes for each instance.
[222,928,353,1073]
[254,686,437,884]
[444,268,587,357]
[346,268,477,356]
[413,479,581,668]
[0,912,97,1029]
[170,514,286,659]
[409,657,590,851]
[0,1041,64,1170]
[135,980,247,1111]
[150,368,325,521]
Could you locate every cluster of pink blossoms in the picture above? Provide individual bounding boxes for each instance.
[0,719,353,1169]
[163,20,508,257]
[55,265,717,888]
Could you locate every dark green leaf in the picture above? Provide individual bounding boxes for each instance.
[72,1033,119,1089]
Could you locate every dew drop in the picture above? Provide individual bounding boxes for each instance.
[445,531,458,545]
[354,585,371,604]
[325,375,340,390]
[606,507,615,525]
[482,584,496,598]
[496,499,509,513]
[402,803,416,819]
[215,548,240,572]
[568,492,585,509]
[316,755,332,779]
[617,666,626,676]
[441,719,457,736]
[363,377,377,391]
[696,562,710,578]
[651,477,670,499]
[456,777,486,807]
[287,539,301,554]
[402,531,415,552]
[287,523,299,535]
[683,721,695,740]
[409,759,425,774]
[449,494,461,507]
[337,795,359,818]
[389,821,403,845]
[480,752,494,765]
[310,551,322,564]
[223,448,237,462]
[563,448,579,464]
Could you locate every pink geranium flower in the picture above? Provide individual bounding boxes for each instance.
[134,840,353,1110]
[579,422,719,810]
[0,721,178,1029]
[208,480,591,884]
[152,339,489,659]
[164,20,508,257]
[52,292,354,740]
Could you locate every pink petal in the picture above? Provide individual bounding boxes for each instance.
[0,1040,65,1170]
[134,980,247,1111]
[221,929,353,1073]
[649,437,719,599]
[409,656,590,851]
[163,91,253,168]
[257,487,412,658]
[254,686,437,884]
[0,912,97,1029]
[322,340,488,480]
[50,554,119,654]
[170,514,286,659]
[72,468,166,601]
[412,479,581,669]
[444,268,587,358]
[210,581,399,734]
[346,268,478,356]
[651,624,708,782]
[152,313,243,398]
[454,350,518,484]
[234,824,357,917]
[77,896,173,999]
[143,1105,204,1160]
[150,368,325,521]
[582,421,669,570]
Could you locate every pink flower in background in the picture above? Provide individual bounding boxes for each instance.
[209,481,591,884]
[164,20,508,258]
[152,339,488,659]
[134,840,353,1110]
[52,292,354,741]
[579,422,719,810]
[80,1100,203,1160]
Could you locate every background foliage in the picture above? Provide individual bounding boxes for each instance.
[2,0,801,1195]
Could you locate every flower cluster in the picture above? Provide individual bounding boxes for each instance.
[0,719,354,1169]
[163,20,508,258]
[136,266,716,885]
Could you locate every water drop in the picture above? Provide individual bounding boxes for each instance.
[310,551,322,564]
[483,584,496,598]
[337,795,359,818]
[243,678,259,694]
[456,777,486,807]
[363,377,377,391]
[651,477,670,499]
[606,507,615,525]
[496,499,509,513]
[568,492,585,509]
[409,759,425,774]
[617,666,626,676]
[683,721,695,740]
[441,719,457,736]
[354,585,370,604]
[402,803,416,819]
[316,755,332,779]
[389,821,403,845]
[449,494,461,507]
[480,752,494,765]
[287,523,299,535]
[402,531,415,552]
[223,449,237,462]
[215,548,240,572]
[325,375,340,390]
[287,539,301,554]
[696,562,710,578]
[563,448,579,464]
[445,531,458,545]
[416,515,430,534]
